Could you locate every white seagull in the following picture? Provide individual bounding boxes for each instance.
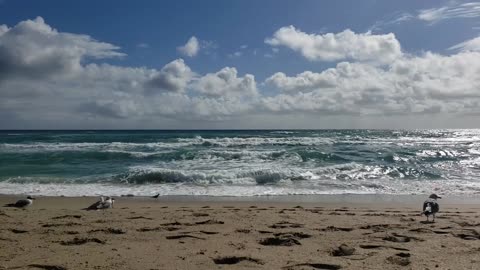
[4,196,35,209]
[84,196,115,210]
[422,194,441,222]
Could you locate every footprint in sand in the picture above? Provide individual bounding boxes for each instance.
[212,256,263,265]
[452,229,480,240]
[259,236,301,246]
[165,234,206,240]
[331,244,355,256]
[382,233,424,243]
[59,237,106,245]
[28,264,67,270]
[282,263,342,270]
[269,221,304,229]
[319,226,353,232]
[258,231,311,246]
[359,244,409,251]
[51,215,82,220]
[9,229,28,234]
[192,212,209,217]
[88,228,126,234]
[386,252,411,266]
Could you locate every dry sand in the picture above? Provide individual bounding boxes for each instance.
[1,195,480,270]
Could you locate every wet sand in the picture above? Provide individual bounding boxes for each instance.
[1,195,480,269]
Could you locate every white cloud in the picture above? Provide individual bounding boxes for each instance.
[228,51,242,58]
[177,36,199,57]
[0,24,8,35]
[263,51,480,115]
[418,2,480,23]
[0,16,124,81]
[192,67,257,97]
[370,2,480,30]
[449,36,480,52]
[146,59,194,93]
[369,12,415,32]
[78,98,141,119]
[2,17,480,128]
[265,26,402,64]
[266,70,338,92]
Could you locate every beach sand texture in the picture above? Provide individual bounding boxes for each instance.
[1,196,480,270]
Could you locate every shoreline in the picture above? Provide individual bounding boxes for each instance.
[2,193,480,205]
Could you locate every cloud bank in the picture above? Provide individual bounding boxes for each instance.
[1,18,480,128]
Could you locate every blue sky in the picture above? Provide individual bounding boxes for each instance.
[1,0,475,78]
[1,0,480,129]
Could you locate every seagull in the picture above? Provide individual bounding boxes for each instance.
[99,197,114,209]
[4,196,35,209]
[151,193,160,199]
[83,196,115,211]
[422,194,441,222]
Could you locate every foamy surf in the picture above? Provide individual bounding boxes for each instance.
[1,129,480,196]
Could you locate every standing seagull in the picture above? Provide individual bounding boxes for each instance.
[83,196,114,210]
[99,197,114,209]
[4,196,35,209]
[422,194,441,222]
[151,193,160,199]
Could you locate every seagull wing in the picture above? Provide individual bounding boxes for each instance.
[84,200,101,210]
[14,199,30,208]
[422,200,429,212]
[432,201,439,213]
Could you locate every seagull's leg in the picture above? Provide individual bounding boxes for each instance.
[433,213,435,222]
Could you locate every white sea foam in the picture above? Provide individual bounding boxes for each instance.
[2,129,480,197]
[1,177,480,197]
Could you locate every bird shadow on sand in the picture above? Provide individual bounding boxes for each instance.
[419,220,436,224]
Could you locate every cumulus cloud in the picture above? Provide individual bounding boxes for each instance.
[266,71,337,92]
[192,67,257,97]
[78,98,140,119]
[0,17,124,81]
[265,26,402,64]
[449,36,480,52]
[0,18,253,123]
[177,36,199,57]
[2,17,480,128]
[418,2,480,24]
[146,59,194,93]
[264,51,480,115]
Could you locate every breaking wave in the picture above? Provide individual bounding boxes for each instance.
[1,129,480,196]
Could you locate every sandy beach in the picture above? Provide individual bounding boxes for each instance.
[1,195,479,270]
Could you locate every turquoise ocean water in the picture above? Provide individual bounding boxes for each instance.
[1,130,479,196]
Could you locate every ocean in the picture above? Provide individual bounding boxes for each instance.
[0,129,479,197]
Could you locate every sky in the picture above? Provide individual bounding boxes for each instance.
[1,0,480,129]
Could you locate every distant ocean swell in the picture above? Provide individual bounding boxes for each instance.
[1,130,480,196]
